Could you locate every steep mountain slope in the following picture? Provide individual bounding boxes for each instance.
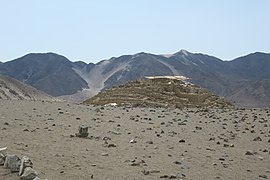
[225,79,270,108]
[84,77,232,108]
[0,53,88,96]
[227,52,270,80]
[0,75,54,100]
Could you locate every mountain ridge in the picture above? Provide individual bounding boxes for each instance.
[0,50,270,108]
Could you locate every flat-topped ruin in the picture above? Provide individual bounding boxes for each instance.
[145,75,190,81]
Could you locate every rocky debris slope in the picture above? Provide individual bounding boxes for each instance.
[84,77,232,108]
[0,76,54,101]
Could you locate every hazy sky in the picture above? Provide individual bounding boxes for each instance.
[0,0,269,63]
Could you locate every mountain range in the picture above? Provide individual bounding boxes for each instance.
[0,50,269,108]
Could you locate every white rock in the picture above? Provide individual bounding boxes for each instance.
[129,139,137,143]
[0,147,7,156]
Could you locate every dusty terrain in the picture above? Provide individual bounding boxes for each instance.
[0,100,269,179]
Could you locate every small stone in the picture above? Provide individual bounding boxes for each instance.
[130,162,140,166]
[76,125,89,137]
[177,173,186,179]
[174,161,182,165]
[179,139,186,143]
[245,150,254,155]
[160,175,169,178]
[101,153,109,156]
[253,137,262,141]
[150,170,160,173]
[168,175,177,179]
[129,139,137,143]
[219,158,225,161]
[107,144,116,148]
[259,174,268,179]
[111,131,121,135]
[142,169,150,175]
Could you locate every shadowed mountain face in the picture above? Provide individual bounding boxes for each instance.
[0,51,270,108]
[0,75,54,100]
[0,53,88,96]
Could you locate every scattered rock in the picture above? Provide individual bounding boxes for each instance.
[111,131,121,135]
[142,169,150,175]
[174,161,182,165]
[253,136,262,141]
[160,175,169,178]
[146,140,153,144]
[150,170,160,173]
[245,150,255,155]
[259,174,268,179]
[107,144,117,148]
[129,139,137,143]
[75,125,89,137]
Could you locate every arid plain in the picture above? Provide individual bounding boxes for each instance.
[0,100,269,179]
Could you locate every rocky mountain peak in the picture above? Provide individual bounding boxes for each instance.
[174,49,191,57]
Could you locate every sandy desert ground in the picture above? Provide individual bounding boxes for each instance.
[0,100,269,179]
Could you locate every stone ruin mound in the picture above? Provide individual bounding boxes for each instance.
[84,77,233,109]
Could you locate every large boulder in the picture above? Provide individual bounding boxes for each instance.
[19,156,33,176]
[20,167,38,180]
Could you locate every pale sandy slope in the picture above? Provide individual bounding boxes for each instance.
[0,76,54,101]
[0,100,269,180]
